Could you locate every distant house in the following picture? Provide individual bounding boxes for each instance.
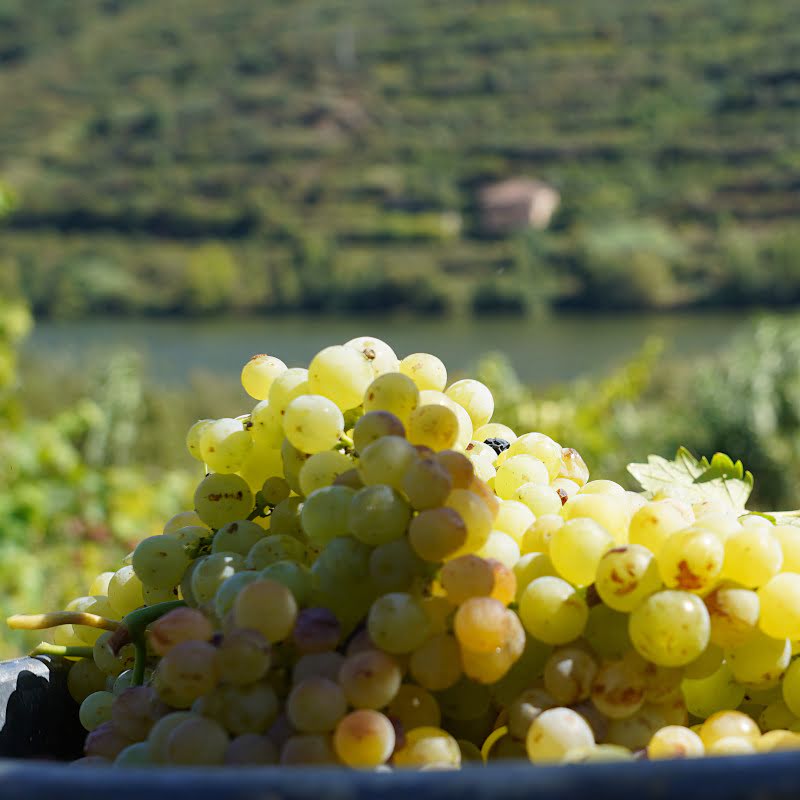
[478,178,560,234]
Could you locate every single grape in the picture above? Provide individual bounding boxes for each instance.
[550,518,614,588]
[194,473,254,529]
[358,435,417,490]
[363,372,419,425]
[518,576,588,645]
[200,418,253,474]
[287,677,347,733]
[526,707,595,764]
[308,345,373,411]
[241,354,287,400]
[595,544,662,612]
[334,710,396,768]
[348,484,411,546]
[132,536,190,590]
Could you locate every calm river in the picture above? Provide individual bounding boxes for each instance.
[23,311,760,388]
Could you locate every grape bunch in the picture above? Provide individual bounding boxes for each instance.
[11,336,800,768]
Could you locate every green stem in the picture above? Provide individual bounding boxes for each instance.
[30,642,93,659]
[132,639,147,686]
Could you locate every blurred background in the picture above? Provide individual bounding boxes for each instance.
[0,0,799,654]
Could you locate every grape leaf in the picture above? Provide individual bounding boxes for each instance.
[627,447,753,510]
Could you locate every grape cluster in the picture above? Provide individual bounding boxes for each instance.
[17,336,800,768]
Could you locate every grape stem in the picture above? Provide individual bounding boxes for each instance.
[30,642,94,659]
[109,600,186,686]
[7,611,119,632]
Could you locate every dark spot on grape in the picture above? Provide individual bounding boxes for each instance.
[484,438,511,455]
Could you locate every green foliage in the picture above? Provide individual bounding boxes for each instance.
[0,304,196,657]
[0,0,797,316]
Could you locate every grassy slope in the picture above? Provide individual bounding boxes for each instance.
[0,0,798,314]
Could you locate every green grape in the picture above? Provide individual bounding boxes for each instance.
[204,682,280,736]
[233,579,298,643]
[595,544,662,612]
[79,691,115,732]
[132,535,190,590]
[526,707,595,764]
[436,450,475,490]
[260,560,312,606]
[298,450,353,497]
[214,571,261,618]
[387,684,441,730]
[758,573,800,640]
[399,352,447,392]
[562,493,630,545]
[300,486,355,547]
[200,418,253,474]
[112,685,164,741]
[629,502,688,556]
[261,476,291,506]
[241,354,287,400]
[727,629,791,684]
[67,659,109,704]
[186,419,213,462]
[513,552,558,601]
[156,641,218,706]
[550,518,614,588]
[759,700,797,732]
[629,590,710,666]
[507,433,562,481]
[407,403,459,451]
[280,734,337,765]
[164,525,207,553]
[657,528,724,593]
[83,723,135,761]
[454,597,513,653]
[444,379,494,429]
[246,534,308,570]
[312,536,372,594]
[699,710,760,749]
[705,585,760,648]
[114,742,153,767]
[409,507,468,562]
[338,648,403,708]
[211,519,264,557]
[521,514,563,554]
[358,435,417,490]
[363,372,419,425]
[403,456,453,510]
[558,447,590,486]
[348,484,412,546]
[543,647,598,706]
[163,511,207,535]
[606,705,668,751]
[269,496,305,538]
[494,500,535,540]
[506,688,556,739]
[308,345,373,411]
[590,660,645,719]
[225,734,278,765]
[367,592,430,654]
[345,336,400,377]
[369,538,425,592]
[293,651,346,685]
[164,716,229,766]
[475,529,520,568]
[773,525,800,571]
[551,478,580,500]
[445,489,494,557]
[287,677,347,733]
[250,402,284,449]
[237,445,283,493]
[722,527,783,588]
[683,642,724,680]
[279,438,309,496]
[647,725,704,759]
[693,510,741,541]
[283,394,344,454]
[107,566,144,617]
[583,604,631,661]
[147,607,214,657]
[410,634,462,692]
[191,552,243,604]
[782,659,800,717]
[495,455,549,500]
[93,631,135,677]
[579,480,625,496]
[88,572,115,597]
[334,709,396,768]
[194,473,254,529]
[394,726,461,768]
[519,576,588,645]
[353,411,406,453]
[268,367,309,414]
[147,711,194,763]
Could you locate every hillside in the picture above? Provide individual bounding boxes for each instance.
[0,0,798,316]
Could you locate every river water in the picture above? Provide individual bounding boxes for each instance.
[23,311,756,388]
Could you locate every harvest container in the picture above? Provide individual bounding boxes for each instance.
[1,655,799,800]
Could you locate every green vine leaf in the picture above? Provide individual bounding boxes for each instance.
[627,447,753,510]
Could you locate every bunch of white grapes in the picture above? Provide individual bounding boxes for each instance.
[18,336,800,768]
